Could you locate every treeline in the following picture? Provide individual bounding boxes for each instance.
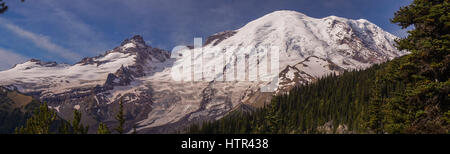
[14,99,129,134]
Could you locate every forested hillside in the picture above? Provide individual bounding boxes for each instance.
[188,63,384,134]
[0,87,73,134]
[0,87,40,133]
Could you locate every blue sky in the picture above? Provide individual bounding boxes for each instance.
[0,0,412,70]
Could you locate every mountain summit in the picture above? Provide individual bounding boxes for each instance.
[121,35,147,47]
[202,10,405,69]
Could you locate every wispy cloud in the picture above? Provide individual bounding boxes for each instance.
[48,2,111,56]
[1,22,82,61]
[0,48,28,71]
[6,0,112,57]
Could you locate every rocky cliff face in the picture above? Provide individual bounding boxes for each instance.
[0,10,407,133]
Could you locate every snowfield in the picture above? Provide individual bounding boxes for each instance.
[0,52,136,94]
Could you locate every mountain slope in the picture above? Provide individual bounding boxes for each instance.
[188,60,385,134]
[0,10,406,133]
[0,86,40,133]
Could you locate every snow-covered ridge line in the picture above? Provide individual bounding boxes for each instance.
[0,35,170,94]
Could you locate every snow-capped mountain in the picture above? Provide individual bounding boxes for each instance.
[0,10,407,133]
[172,10,406,95]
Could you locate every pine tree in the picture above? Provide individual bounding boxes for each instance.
[132,124,138,134]
[380,0,450,133]
[366,75,384,133]
[97,122,111,134]
[0,0,25,14]
[265,97,281,133]
[71,109,89,134]
[58,120,71,134]
[115,98,125,134]
[15,102,57,134]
